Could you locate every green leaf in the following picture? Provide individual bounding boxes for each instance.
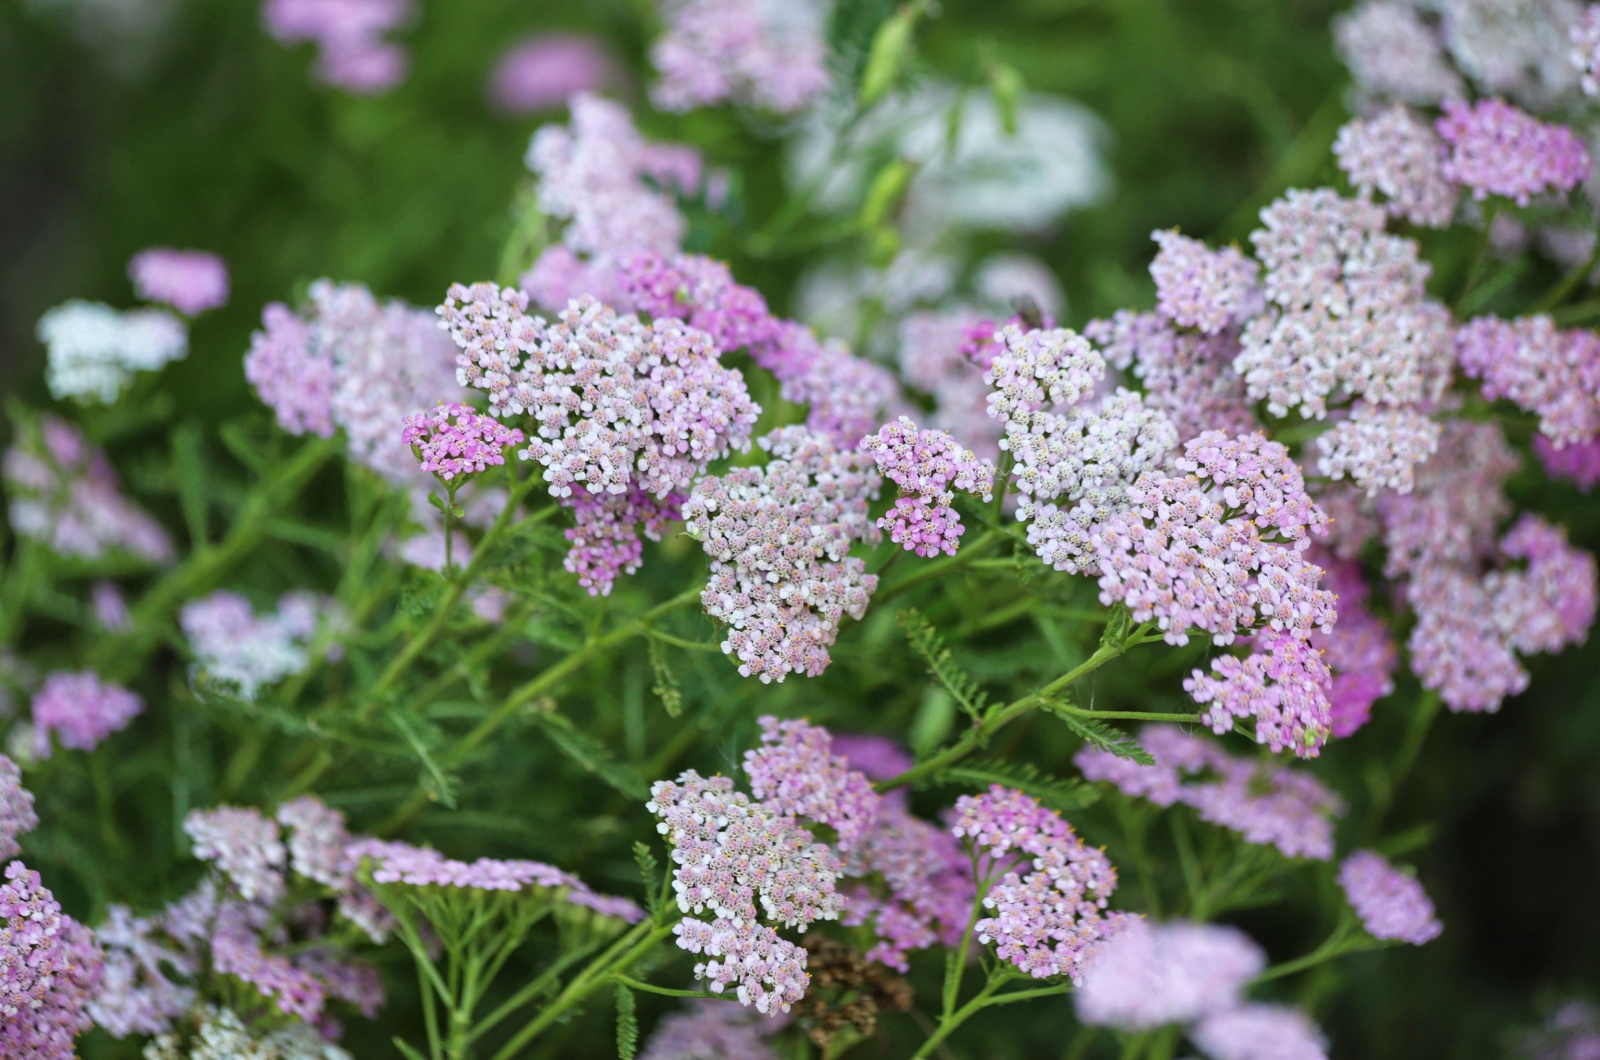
[633,842,663,920]
[615,983,639,1060]
[646,637,683,718]
[989,61,1024,136]
[929,757,1100,811]
[859,5,916,105]
[1043,703,1155,765]
[533,713,650,801]
[828,0,897,90]
[171,421,210,548]
[388,710,458,809]
[899,608,990,722]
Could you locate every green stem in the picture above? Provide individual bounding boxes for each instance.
[87,436,337,681]
[877,530,1005,603]
[491,921,673,1060]
[360,482,548,720]
[376,589,702,835]
[610,974,719,999]
[0,539,38,646]
[912,975,1005,1059]
[1455,204,1499,311]
[878,620,1150,792]
[468,942,597,1043]
[1534,234,1600,312]
[1252,919,1363,984]
[1364,690,1441,841]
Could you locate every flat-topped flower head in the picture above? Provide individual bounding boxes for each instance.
[38,300,187,405]
[1186,632,1333,757]
[684,427,880,682]
[1314,404,1441,495]
[183,806,287,906]
[1407,565,1529,713]
[1573,5,1600,95]
[30,671,143,758]
[0,757,37,861]
[984,324,1106,427]
[1536,435,1600,490]
[1456,315,1600,448]
[1333,106,1458,228]
[1076,726,1345,859]
[246,280,463,484]
[1334,1,1463,105]
[1436,98,1590,206]
[647,769,842,1013]
[262,0,413,94]
[1192,1003,1329,1060]
[1149,230,1261,335]
[2,416,173,564]
[950,786,1123,982]
[743,717,882,852]
[127,248,229,315]
[1075,919,1266,1031]
[840,804,974,971]
[181,590,338,701]
[862,417,996,557]
[1,861,102,1057]
[401,402,524,483]
[1376,420,1519,577]
[1491,515,1598,657]
[1176,431,1328,547]
[650,0,830,114]
[1338,850,1442,945]
[488,33,615,114]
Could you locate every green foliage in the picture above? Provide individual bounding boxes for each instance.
[646,637,684,718]
[615,984,638,1060]
[900,607,990,723]
[929,757,1100,811]
[1041,701,1155,765]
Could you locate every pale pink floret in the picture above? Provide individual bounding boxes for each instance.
[650,0,830,115]
[1075,918,1265,1031]
[862,417,995,557]
[30,671,143,758]
[1333,106,1458,228]
[401,402,524,482]
[1191,1003,1329,1060]
[488,34,614,114]
[0,756,38,861]
[1456,314,1600,448]
[127,249,229,315]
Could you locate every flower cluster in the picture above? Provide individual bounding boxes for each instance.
[1574,5,1600,95]
[1186,632,1334,756]
[0,756,38,860]
[1333,1,1463,106]
[488,33,614,114]
[1333,104,1458,228]
[246,279,463,483]
[647,770,841,1014]
[1237,187,1451,426]
[649,0,830,114]
[948,785,1123,981]
[684,428,881,682]
[861,418,996,557]
[621,250,901,448]
[521,94,703,308]
[180,590,339,701]
[639,1002,780,1060]
[1436,98,1590,206]
[1536,435,1600,490]
[1456,314,1600,448]
[1191,1003,1329,1060]
[1312,557,1398,737]
[262,0,414,94]
[401,402,525,483]
[142,1005,352,1060]
[1148,229,1262,335]
[37,299,187,404]
[1077,726,1345,859]
[1075,919,1265,1032]
[1,861,104,1058]
[1314,403,1441,494]
[985,323,1180,575]
[1338,850,1443,945]
[2,415,173,563]
[127,248,229,315]
[29,670,143,758]
[1088,310,1257,444]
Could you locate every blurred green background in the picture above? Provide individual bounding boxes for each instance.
[3,0,1598,1056]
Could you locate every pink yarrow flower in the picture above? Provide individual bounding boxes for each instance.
[1075,918,1266,1031]
[1333,106,1458,228]
[488,34,615,114]
[128,249,229,315]
[1338,850,1442,945]
[1191,1003,1329,1060]
[862,417,995,557]
[1149,229,1262,335]
[949,785,1124,982]
[1436,98,1590,206]
[1535,434,1600,490]
[0,756,38,861]
[0,861,103,1057]
[30,671,143,759]
[1573,5,1600,95]
[402,403,524,482]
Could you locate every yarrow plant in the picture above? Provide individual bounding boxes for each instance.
[9,2,1600,1057]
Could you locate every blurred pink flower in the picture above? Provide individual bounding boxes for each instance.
[489,34,615,114]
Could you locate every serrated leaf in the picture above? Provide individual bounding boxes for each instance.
[929,758,1100,811]
[615,983,639,1060]
[633,842,663,919]
[388,710,458,808]
[899,608,989,722]
[646,637,683,718]
[533,713,650,801]
[1044,703,1155,765]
